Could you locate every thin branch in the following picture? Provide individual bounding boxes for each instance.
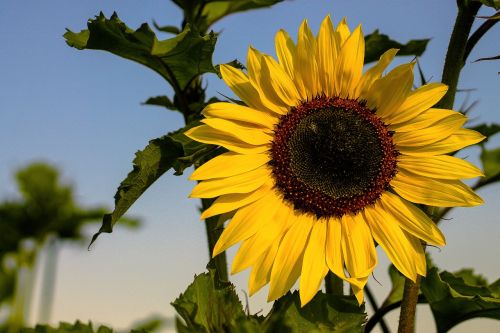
[365,286,391,333]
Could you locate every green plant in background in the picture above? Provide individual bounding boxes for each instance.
[16,0,499,332]
[0,162,139,332]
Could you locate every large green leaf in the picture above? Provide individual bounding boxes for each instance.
[364,30,429,63]
[268,292,367,333]
[89,123,215,245]
[64,13,217,91]
[172,269,246,332]
[173,269,366,333]
[421,267,500,333]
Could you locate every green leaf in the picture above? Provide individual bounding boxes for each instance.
[142,95,177,111]
[153,21,181,34]
[90,123,214,245]
[20,321,114,333]
[476,0,500,9]
[268,292,367,333]
[381,265,406,308]
[173,270,365,333]
[469,123,500,140]
[420,267,500,333]
[200,0,284,31]
[172,0,283,32]
[65,13,217,90]
[172,269,246,332]
[364,30,430,63]
[480,146,500,181]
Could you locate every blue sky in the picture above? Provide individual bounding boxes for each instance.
[1,1,499,332]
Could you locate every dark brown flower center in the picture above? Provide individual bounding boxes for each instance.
[269,96,398,218]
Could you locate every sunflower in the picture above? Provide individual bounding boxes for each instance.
[186,15,484,306]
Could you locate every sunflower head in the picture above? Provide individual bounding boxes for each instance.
[187,15,484,307]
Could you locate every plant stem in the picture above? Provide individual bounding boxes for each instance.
[397,276,421,333]
[396,3,481,331]
[365,295,427,333]
[202,198,228,281]
[324,272,344,295]
[436,1,481,110]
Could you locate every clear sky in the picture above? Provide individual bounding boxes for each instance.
[1,1,499,332]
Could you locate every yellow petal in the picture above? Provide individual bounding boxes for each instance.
[275,29,296,80]
[393,113,466,147]
[190,152,270,181]
[200,181,272,219]
[203,102,277,130]
[350,277,368,305]
[389,108,462,133]
[335,17,351,45]
[232,204,287,274]
[213,191,281,256]
[295,19,319,99]
[364,204,422,281]
[268,213,313,301]
[357,48,399,99]
[185,125,269,154]
[325,218,367,289]
[202,118,272,146]
[220,64,286,114]
[260,55,300,107]
[398,128,485,156]
[246,46,264,87]
[190,167,270,198]
[326,217,345,278]
[391,169,484,207]
[404,229,427,277]
[387,83,448,124]
[380,192,445,246]
[341,213,377,278]
[299,220,329,306]
[316,15,340,97]
[397,155,483,180]
[367,63,414,119]
[249,241,280,296]
[334,25,364,99]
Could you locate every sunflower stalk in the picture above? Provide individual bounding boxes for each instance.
[436,0,481,110]
[201,198,228,281]
[397,1,481,332]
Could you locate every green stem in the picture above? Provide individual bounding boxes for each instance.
[397,3,481,331]
[436,0,481,110]
[397,276,421,333]
[365,295,427,333]
[324,272,344,295]
[202,198,228,281]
